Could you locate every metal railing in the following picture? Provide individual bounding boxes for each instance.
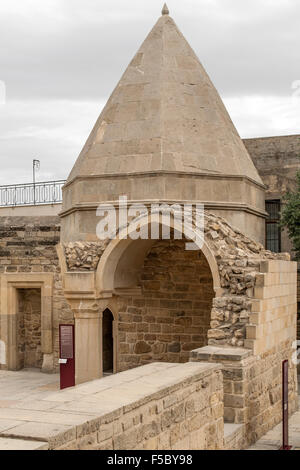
[0,180,66,207]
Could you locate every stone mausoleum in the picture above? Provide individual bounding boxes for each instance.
[0,5,299,450]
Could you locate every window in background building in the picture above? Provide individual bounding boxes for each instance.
[265,200,281,252]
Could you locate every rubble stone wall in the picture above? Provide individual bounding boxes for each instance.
[17,288,42,369]
[201,214,291,348]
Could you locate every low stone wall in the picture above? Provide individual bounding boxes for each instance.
[0,204,62,217]
[190,259,298,447]
[54,362,224,450]
[191,341,298,447]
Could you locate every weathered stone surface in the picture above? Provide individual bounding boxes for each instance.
[168,342,180,353]
[134,341,152,354]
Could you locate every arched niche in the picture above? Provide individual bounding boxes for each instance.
[96,215,222,297]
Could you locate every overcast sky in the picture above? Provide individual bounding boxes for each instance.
[0,0,299,185]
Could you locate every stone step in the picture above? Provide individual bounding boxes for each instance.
[224,423,245,450]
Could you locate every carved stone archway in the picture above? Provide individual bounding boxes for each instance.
[61,211,292,383]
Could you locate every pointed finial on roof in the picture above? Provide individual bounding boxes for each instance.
[162,3,169,15]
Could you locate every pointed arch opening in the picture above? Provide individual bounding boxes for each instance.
[97,217,221,372]
[102,308,114,375]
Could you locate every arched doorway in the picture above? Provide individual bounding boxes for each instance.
[17,288,42,370]
[96,217,221,374]
[102,309,114,374]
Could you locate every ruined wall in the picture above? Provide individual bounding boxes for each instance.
[0,216,74,371]
[191,259,298,447]
[116,239,214,372]
[63,211,293,352]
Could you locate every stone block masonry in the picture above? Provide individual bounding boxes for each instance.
[246,260,297,355]
[0,217,74,372]
[191,341,298,447]
[55,363,224,450]
[116,239,214,371]
[243,134,300,198]
[191,259,298,447]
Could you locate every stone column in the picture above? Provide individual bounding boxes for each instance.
[74,305,103,385]
[61,269,113,385]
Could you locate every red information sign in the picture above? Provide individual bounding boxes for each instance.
[60,325,74,359]
[280,360,292,450]
[59,324,75,390]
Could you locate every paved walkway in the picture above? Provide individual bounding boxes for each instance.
[0,363,217,450]
[0,369,61,449]
[0,368,300,450]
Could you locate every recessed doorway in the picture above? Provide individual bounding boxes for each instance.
[102,309,114,375]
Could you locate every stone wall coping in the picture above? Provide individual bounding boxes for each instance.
[190,346,253,362]
[73,362,222,406]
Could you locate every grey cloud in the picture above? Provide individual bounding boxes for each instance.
[0,0,299,101]
[0,0,299,185]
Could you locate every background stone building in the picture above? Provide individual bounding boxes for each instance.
[244,134,300,341]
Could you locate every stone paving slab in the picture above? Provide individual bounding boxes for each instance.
[0,408,96,425]
[224,423,243,439]
[2,422,76,445]
[0,437,48,450]
[0,419,24,433]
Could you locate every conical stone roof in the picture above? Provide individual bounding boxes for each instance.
[62,7,266,244]
[67,9,262,185]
